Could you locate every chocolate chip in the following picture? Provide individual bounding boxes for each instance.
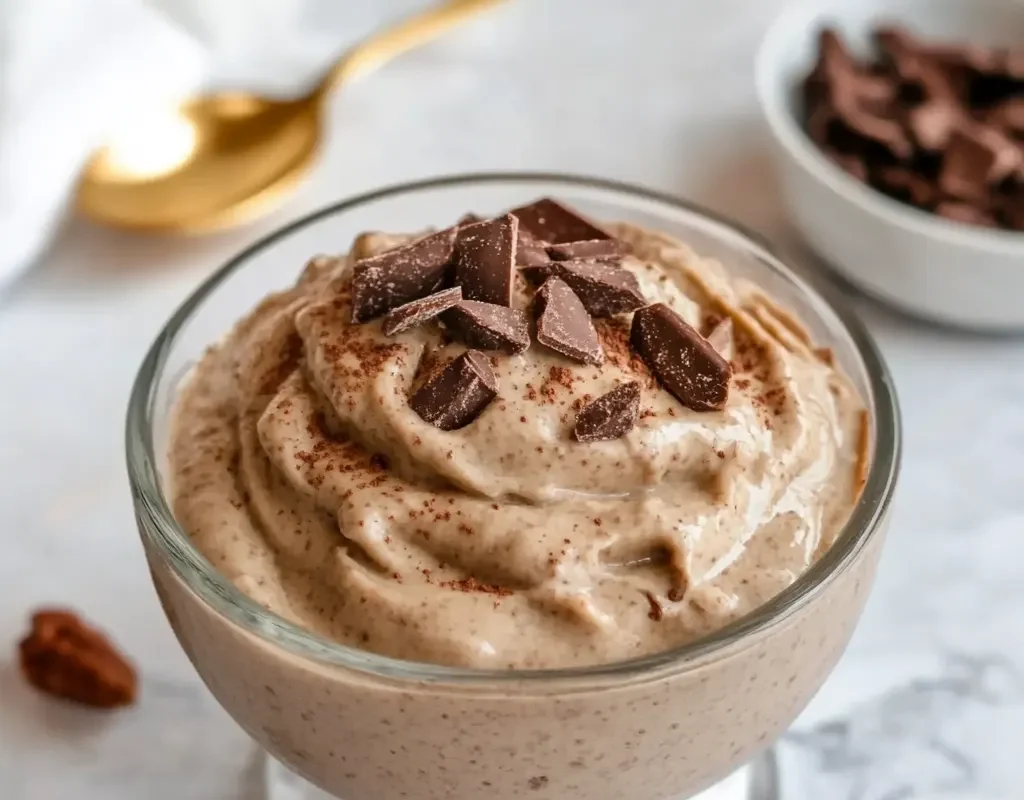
[455,214,518,306]
[986,97,1024,136]
[382,286,463,336]
[409,350,498,431]
[510,198,612,244]
[573,382,641,443]
[529,260,645,318]
[935,201,999,228]
[875,27,959,104]
[705,317,734,362]
[444,301,530,354]
[534,278,603,366]
[630,304,732,412]
[833,96,914,160]
[874,166,938,207]
[906,101,961,152]
[940,127,1022,202]
[350,228,456,323]
[1000,189,1024,230]
[547,239,629,261]
[825,149,868,181]
[807,29,897,109]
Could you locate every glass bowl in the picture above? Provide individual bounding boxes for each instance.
[126,173,901,800]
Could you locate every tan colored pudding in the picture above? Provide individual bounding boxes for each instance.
[143,196,889,800]
[169,203,866,670]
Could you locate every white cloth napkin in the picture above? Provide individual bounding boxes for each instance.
[0,0,421,288]
[0,0,204,286]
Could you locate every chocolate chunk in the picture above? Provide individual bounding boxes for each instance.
[940,128,1022,202]
[935,201,999,228]
[537,260,645,317]
[444,301,530,354]
[833,95,914,159]
[874,166,938,207]
[351,228,456,323]
[907,101,961,152]
[630,304,732,412]
[455,214,518,306]
[1000,190,1024,230]
[875,27,959,104]
[547,239,629,261]
[534,278,603,366]
[516,226,551,268]
[986,98,1024,136]
[705,317,734,362]
[409,350,497,430]
[825,149,868,181]
[807,29,897,109]
[573,382,641,443]
[382,286,462,336]
[458,213,483,225]
[510,198,612,244]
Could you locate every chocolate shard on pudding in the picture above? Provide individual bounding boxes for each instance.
[515,226,552,268]
[510,197,612,244]
[518,259,644,317]
[382,287,463,336]
[444,301,530,354]
[547,239,629,261]
[350,227,457,323]
[409,350,498,430]
[534,277,603,366]
[573,382,641,442]
[631,303,732,411]
[454,214,518,307]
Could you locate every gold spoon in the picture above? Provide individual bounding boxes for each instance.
[75,0,505,234]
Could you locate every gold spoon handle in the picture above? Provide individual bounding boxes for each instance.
[322,0,507,94]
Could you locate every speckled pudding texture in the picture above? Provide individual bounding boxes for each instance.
[152,200,882,800]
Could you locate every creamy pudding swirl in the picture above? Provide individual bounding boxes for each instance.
[170,201,866,669]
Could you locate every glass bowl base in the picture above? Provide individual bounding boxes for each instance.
[263,751,769,799]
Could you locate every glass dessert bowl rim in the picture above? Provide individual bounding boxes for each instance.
[126,171,901,687]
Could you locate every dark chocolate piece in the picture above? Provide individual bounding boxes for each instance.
[516,226,552,268]
[986,98,1024,136]
[630,304,732,412]
[350,228,457,323]
[807,29,897,109]
[444,301,530,354]
[833,96,914,160]
[825,149,868,181]
[907,101,961,152]
[940,128,1021,202]
[874,166,938,207]
[875,27,959,104]
[409,350,498,431]
[510,198,612,244]
[458,213,483,225]
[382,286,462,336]
[455,214,518,306]
[1001,190,1024,231]
[573,382,641,443]
[935,201,999,228]
[547,239,629,261]
[534,278,603,366]
[538,260,645,317]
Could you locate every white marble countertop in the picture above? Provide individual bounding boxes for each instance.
[2,2,1023,798]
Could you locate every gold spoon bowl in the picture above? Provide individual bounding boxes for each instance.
[76,0,505,234]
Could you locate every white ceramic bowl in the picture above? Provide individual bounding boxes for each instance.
[756,0,1024,331]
